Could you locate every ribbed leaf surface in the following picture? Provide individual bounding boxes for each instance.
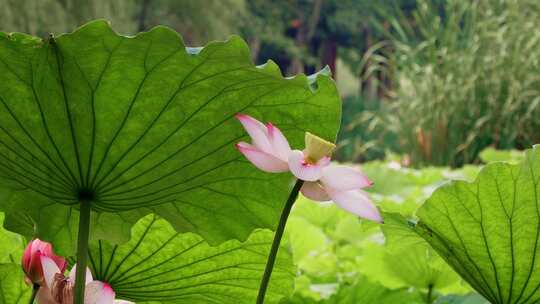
[0,20,341,254]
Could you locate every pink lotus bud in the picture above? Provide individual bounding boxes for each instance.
[22,239,66,285]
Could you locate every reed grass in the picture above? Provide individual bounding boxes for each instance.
[359,0,540,167]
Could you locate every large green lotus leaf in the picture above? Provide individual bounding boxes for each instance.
[78,214,294,303]
[414,146,540,303]
[0,20,340,254]
[1,189,147,255]
[0,263,30,303]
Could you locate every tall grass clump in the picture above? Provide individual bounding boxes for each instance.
[369,0,540,167]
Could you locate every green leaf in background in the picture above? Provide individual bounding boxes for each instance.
[0,20,341,254]
[81,214,294,303]
[435,293,489,304]
[286,216,334,276]
[0,213,25,264]
[478,147,524,164]
[415,146,540,303]
[0,213,29,303]
[375,213,468,295]
[281,278,423,304]
[0,263,30,303]
[323,278,423,304]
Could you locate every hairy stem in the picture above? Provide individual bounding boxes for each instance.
[28,284,39,304]
[74,201,92,303]
[257,179,304,304]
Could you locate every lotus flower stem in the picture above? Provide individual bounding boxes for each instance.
[257,179,304,304]
[28,284,39,304]
[74,200,92,303]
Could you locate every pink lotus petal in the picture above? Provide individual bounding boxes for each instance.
[40,256,61,289]
[68,264,94,285]
[236,142,289,172]
[266,122,291,161]
[236,114,273,153]
[327,189,382,222]
[301,182,331,201]
[85,281,116,304]
[51,255,67,274]
[288,150,326,181]
[24,247,42,282]
[320,165,373,191]
[317,156,331,167]
[28,239,51,256]
[34,241,53,256]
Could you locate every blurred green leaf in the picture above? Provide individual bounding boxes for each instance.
[0,211,29,302]
[287,217,328,264]
[0,213,25,264]
[282,277,424,304]
[323,277,424,304]
[0,263,30,303]
[434,293,489,304]
[291,196,342,230]
[357,237,467,295]
[362,161,445,196]
[478,147,524,164]
[0,212,29,303]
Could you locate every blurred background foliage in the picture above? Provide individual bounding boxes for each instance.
[1,1,538,303]
[2,0,538,168]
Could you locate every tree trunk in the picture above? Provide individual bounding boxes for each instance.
[321,38,337,79]
[138,0,151,31]
[248,37,261,64]
[288,0,323,76]
[306,0,322,40]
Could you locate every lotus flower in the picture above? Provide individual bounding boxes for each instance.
[39,256,132,304]
[22,239,66,286]
[235,114,382,222]
[236,114,291,173]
